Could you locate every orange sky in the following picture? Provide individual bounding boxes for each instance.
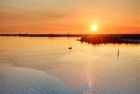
[0,0,140,34]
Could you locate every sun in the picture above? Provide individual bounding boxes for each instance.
[91,24,97,32]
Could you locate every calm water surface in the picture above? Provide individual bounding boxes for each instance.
[0,37,140,94]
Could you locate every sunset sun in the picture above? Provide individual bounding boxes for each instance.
[91,24,98,32]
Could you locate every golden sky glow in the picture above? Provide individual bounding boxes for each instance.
[0,0,140,34]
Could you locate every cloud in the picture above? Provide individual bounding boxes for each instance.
[0,0,140,34]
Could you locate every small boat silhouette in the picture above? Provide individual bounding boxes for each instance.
[68,47,72,50]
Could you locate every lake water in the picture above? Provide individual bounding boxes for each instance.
[0,37,140,94]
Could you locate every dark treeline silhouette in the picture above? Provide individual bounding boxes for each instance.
[80,34,140,44]
[0,33,140,44]
[0,34,85,37]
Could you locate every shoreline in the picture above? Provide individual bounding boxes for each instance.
[0,34,140,44]
[0,34,84,37]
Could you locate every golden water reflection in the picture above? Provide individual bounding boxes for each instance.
[0,37,140,94]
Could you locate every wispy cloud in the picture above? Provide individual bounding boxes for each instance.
[0,0,140,33]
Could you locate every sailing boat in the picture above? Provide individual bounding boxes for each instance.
[68,47,72,49]
[67,33,72,50]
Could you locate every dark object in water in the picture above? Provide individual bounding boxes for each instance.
[68,47,72,50]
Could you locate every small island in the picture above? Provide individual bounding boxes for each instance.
[80,34,140,44]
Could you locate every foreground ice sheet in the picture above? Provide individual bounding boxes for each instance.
[0,65,82,94]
